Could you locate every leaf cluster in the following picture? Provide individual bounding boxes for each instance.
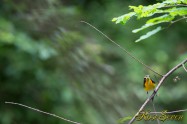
[112,0,187,42]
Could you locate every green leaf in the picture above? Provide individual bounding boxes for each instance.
[130,3,166,18]
[129,5,143,13]
[182,0,187,4]
[132,23,154,33]
[117,116,132,124]
[132,14,173,33]
[112,18,117,22]
[135,26,162,42]
[163,0,187,4]
[163,0,181,4]
[146,14,174,24]
[167,7,187,16]
[112,12,135,24]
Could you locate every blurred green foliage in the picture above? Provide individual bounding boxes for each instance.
[0,0,187,124]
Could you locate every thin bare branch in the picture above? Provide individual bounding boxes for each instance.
[145,109,187,114]
[5,101,81,124]
[128,58,187,124]
[171,17,187,24]
[182,64,187,72]
[166,16,187,30]
[161,4,187,8]
[80,21,163,77]
[152,102,160,124]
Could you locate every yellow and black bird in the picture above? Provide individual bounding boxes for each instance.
[143,75,156,94]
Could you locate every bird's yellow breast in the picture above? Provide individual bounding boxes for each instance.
[144,79,155,91]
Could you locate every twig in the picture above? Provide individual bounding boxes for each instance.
[145,109,187,114]
[5,101,81,124]
[171,17,187,24]
[166,16,187,30]
[128,58,187,124]
[182,64,187,72]
[161,4,187,8]
[80,21,163,77]
[152,102,160,124]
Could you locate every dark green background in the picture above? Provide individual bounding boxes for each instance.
[0,0,187,124]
